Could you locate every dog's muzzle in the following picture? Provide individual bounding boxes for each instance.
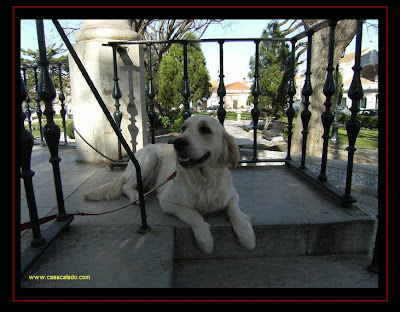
[174,137,210,168]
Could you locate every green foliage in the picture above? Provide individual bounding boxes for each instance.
[66,119,75,139]
[155,33,211,113]
[248,21,292,115]
[171,116,184,133]
[359,115,379,129]
[20,44,70,102]
[338,113,378,129]
[338,113,351,125]
[156,109,184,133]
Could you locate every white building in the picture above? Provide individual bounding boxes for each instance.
[206,78,251,110]
[340,47,378,110]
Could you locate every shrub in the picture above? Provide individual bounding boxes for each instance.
[171,116,184,133]
[160,116,171,129]
[360,116,379,129]
[368,116,379,129]
[66,119,75,139]
[338,113,350,125]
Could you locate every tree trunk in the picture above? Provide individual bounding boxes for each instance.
[291,20,358,157]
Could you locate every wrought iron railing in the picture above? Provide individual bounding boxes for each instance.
[103,19,366,207]
[20,19,377,274]
[21,62,69,146]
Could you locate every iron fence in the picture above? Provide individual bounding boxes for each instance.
[103,19,365,207]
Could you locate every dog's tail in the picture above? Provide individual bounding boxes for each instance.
[83,176,126,201]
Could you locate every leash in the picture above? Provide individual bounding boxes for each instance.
[21,170,178,231]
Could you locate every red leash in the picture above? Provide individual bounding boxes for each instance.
[20,170,178,231]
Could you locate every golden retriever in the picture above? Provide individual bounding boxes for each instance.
[84,115,256,253]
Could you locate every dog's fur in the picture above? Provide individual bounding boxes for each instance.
[84,115,256,253]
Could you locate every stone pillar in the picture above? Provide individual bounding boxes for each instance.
[69,20,148,164]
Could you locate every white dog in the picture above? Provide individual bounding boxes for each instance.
[84,115,256,254]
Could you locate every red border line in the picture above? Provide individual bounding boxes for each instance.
[13,5,389,303]
[12,5,16,302]
[385,6,389,302]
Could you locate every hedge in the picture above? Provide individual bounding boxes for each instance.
[338,113,378,129]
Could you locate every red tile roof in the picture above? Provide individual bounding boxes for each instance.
[225,81,251,91]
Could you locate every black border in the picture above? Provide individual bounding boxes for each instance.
[10,3,390,304]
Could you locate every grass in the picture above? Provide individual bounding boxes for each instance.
[337,126,378,150]
[194,110,252,120]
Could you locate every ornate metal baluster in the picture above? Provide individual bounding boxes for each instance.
[146,43,156,144]
[330,63,340,145]
[53,19,148,233]
[21,66,33,134]
[181,41,191,120]
[318,20,337,181]
[300,30,314,169]
[111,44,123,165]
[33,65,44,145]
[343,19,364,205]
[286,38,297,161]
[36,19,68,221]
[20,74,46,247]
[217,40,226,126]
[58,63,68,145]
[251,40,261,161]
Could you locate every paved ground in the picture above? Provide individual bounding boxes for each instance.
[19,119,380,292]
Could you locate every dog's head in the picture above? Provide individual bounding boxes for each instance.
[173,115,239,169]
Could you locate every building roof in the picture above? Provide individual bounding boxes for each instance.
[225,81,251,92]
[340,47,377,65]
[343,76,375,86]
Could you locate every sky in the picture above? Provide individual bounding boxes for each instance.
[20,19,379,85]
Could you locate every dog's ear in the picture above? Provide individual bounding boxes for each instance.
[222,128,239,169]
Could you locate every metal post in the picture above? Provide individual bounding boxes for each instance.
[251,40,261,161]
[285,38,297,161]
[20,74,46,247]
[217,40,226,126]
[109,44,127,170]
[36,19,68,221]
[300,30,314,169]
[53,19,149,233]
[342,19,363,205]
[181,41,191,120]
[21,66,33,134]
[146,43,157,144]
[33,65,44,145]
[319,20,337,181]
[330,63,340,145]
[58,63,68,145]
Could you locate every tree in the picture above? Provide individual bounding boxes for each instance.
[155,33,211,114]
[131,19,225,72]
[21,43,69,101]
[290,20,359,157]
[248,21,292,115]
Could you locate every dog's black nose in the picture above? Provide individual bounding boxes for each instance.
[174,137,189,151]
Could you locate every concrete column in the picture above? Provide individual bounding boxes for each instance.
[69,20,148,164]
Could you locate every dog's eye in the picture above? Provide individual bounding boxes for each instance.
[200,125,212,134]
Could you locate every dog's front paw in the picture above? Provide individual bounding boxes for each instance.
[236,220,256,250]
[193,223,214,254]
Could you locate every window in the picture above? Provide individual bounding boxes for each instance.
[233,100,238,109]
[359,97,367,109]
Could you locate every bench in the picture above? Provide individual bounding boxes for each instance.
[261,120,286,141]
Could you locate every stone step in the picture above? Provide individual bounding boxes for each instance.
[21,225,175,288]
[141,166,376,260]
[173,254,378,288]
[21,165,376,289]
